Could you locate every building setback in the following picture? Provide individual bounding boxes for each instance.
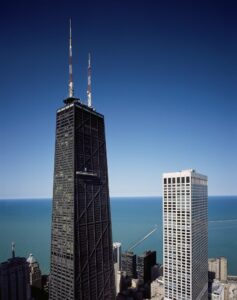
[163,169,208,300]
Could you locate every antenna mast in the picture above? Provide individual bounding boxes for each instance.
[87,52,92,107]
[68,18,74,98]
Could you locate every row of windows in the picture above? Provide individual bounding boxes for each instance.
[165,278,191,286]
[164,177,207,186]
[164,193,190,196]
[164,177,190,184]
[165,273,190,288]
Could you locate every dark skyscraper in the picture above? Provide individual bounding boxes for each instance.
[0,243,31,300]
[49,21,115,300]
[137,250,156,283]
[121,251,137,278]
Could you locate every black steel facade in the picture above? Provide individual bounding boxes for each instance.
[0,257,30,300]
[50,99,115,300]
[121,252,137,278]
[137,251,156,283]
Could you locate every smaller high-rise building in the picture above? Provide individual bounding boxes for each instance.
[137,250,156,284]
[27,253,42,289]
[208,257,228,282]
[113,242,122,270]
[219,258,227,282]
[113,242,122,295]
[121,251,137,278]
[115,270,128,295]
[151,264,160,281]
[0,244,31,300]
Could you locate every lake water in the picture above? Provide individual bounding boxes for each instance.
[0,196,236,275]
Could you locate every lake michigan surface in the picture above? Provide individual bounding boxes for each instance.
[0,196,237,275]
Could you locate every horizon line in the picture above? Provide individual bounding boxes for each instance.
[0,194,237,200]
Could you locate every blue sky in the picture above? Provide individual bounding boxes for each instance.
[0,0,236,198]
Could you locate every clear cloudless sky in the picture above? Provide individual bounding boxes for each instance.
[0,0,236,198]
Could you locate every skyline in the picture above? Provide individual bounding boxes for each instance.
[0,0,237,198]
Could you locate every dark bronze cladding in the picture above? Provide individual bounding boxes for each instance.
[49,101,115,299]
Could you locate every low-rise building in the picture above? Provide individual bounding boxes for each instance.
[150,276,164,300]
[210,280,225,300]
[226,282,237,300]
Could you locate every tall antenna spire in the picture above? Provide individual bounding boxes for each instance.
[87,52,92,107]
[12,242,15,258]
[68,18,74,98]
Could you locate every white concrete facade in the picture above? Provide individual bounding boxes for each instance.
[113,242,122,295]
[210,280,225,300]
[151,277,164,300]
[163,169,208,300]
[113,242,122,270]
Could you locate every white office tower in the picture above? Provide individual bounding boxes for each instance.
[113,242,122,294]
[113,242,122,270]
[163,169,208,300]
